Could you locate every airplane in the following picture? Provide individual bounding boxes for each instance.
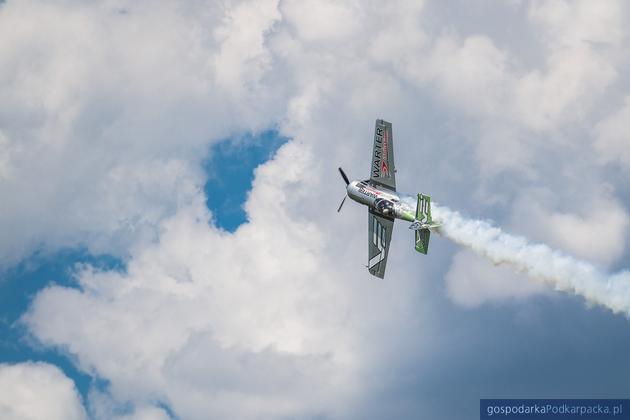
[338,119,440,278]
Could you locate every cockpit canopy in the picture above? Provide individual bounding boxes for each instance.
[375,198,395,216]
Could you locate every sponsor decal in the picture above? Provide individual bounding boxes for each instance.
[381,128,389,176]
[372,126,384,178]
[359,187,378,199]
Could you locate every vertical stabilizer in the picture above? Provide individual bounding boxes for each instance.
[416,194,432,224]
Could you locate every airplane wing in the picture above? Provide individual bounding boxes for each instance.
[368,209,394,278]
[370,119,396,191]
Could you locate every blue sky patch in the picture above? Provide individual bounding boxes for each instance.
[203,130,288,232]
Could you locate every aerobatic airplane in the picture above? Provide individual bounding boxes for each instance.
[338,119,440,278]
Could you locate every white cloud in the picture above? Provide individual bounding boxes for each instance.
[280,0,361,43]
[512,45,617,130]
[0,0,283,265]
[213,0,281,98]
[0,362,86,420]
[393,0,627,175]
[428,34,510,116]
[512,1,623,128]
[87,388,171,420]
[509,188,629,267]
[528,0,624,48]
[445,249,548,307]
[511,0,623,130]
[595,96,630,167]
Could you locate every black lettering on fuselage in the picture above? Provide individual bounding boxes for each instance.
[359,188,377,199]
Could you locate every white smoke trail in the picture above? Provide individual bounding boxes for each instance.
[431,204,630,316]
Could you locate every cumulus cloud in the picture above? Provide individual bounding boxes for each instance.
[87,388,171,420]
[446,249,548,307]
[508,188,629,266]
[0,362,86,420]
[595,96,630,167]
[397,1,627,176]
[0,0,283,265]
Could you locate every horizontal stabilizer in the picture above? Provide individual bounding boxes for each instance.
[415,229,430,254]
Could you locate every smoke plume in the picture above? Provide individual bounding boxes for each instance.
[431,204,630,316]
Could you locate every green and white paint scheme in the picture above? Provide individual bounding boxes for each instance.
[338,119,440,278]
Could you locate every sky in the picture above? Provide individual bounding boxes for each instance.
[1,0,630,419]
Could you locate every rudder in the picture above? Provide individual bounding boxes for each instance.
[416,193,432,224]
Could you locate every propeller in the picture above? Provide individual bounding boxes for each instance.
[337,195,347,212]
[338,167,349,185]
[337,167,350,212]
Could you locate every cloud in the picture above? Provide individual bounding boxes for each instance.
[508,188,630,266]
[397,1,626,176]
[0,362,86,420]
[87,388,171,420]
[213,0,281,97]
[445,249,548,307]
[280,0,361,43]
[0,0,283,265]
[512,0,622,130]
[595,96,630,168]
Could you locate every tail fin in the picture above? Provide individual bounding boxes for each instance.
[415,194,432,254]
[416,193,432,224]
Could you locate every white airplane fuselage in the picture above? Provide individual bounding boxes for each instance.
[346,180,417,223]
